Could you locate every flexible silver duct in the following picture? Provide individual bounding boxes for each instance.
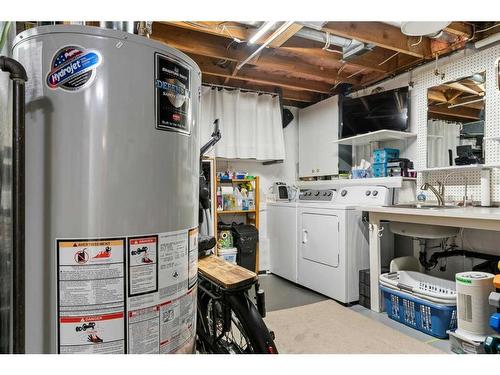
[99,21,136,34]
[238,21,372,60]
[239,21,357,48]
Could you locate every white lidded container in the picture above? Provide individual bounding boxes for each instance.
[13,25,201,353]
[218,247,238,264]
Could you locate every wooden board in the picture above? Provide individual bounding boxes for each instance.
[198,255,257,289]
[217,209,256,214]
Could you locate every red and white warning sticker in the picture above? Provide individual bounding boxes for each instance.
[57,238,126,354]
[128,236,159,296]
[59,312,125,354]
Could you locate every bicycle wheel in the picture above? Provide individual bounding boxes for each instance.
[197,288,277,354]
[226,293,277,354]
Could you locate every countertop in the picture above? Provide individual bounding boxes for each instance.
[358,205,500,221]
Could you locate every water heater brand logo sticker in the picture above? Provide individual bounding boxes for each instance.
[46,46,101,91]
[155,53,191,134]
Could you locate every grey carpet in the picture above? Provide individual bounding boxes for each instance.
[264,300,445,354]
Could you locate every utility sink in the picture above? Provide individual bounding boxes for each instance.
[386,203,461,238]
[389,221,460,239]
[390,203,461,210]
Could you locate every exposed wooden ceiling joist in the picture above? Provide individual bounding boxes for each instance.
[202,74,323,105]
[444,22,473,38]
[156,21,394,74]
[189,53,335,94]
[427,89,448,103]
[322,22,432,58]
[428,94,484,110]
[428,104,480,120]
[152,23,363,85]
[268,23,304,48]
[444,82,484,96]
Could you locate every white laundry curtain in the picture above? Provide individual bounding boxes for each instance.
[200,86,285,160]
[427,119,461,168]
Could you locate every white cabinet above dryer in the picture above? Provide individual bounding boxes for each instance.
[298,96,351,178]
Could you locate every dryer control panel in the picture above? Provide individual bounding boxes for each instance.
[299,189,335,201]
[299,186,391,205]
[336,186,391,206]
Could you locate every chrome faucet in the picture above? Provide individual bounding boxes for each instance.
[420,182,445,206]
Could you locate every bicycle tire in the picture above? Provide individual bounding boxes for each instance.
[225,293,278,354]
[196,288,277,354]
[196,291,217,353]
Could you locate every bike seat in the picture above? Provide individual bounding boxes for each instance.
[198,235,216,258]
[198,255,257,290]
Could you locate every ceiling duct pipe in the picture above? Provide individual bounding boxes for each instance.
[99,21,136,34]
[238,21,373,61]
[295,25,373,60]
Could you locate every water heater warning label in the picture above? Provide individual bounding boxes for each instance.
[56,228,197,354]
[57,238,126,354]
[155,53,191,135]
[128,235,158,297]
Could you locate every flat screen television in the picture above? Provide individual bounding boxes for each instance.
[339,86,410,139]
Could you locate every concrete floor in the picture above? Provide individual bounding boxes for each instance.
[258,273,451,353]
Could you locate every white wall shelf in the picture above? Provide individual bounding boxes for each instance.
[297,176,416,190]
[332,130,417,146]
[414,164,500,173]
[484,136,500,142]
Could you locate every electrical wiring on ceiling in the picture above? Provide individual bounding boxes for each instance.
[475,22,500,33]
[322,32,342,54]
[378,51,400,66]
[410,35,423,47]
[346,68,366,79]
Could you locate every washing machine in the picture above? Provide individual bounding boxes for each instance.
[297,186,391,304]
[268,200,298,283]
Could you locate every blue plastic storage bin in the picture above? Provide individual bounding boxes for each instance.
[372,163,388,177]
[373,148,400,164]
[351,168,371,179]
[380,285,457,338]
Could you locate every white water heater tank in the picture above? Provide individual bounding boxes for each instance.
[13,25,201,354]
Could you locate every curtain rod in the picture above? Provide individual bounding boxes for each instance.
[202,83,279,97]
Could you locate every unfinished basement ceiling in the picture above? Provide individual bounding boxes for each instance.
[150,21,499,107]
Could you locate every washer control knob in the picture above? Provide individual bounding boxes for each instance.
[365,190,371,196]
[372,190,379,196]
[341,190,347,197]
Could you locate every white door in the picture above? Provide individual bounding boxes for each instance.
[300,212,339,267]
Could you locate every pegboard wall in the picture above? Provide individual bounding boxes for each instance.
[412,44,500,203]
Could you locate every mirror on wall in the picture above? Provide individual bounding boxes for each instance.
[427,72,486,169]
[497,59,500,90]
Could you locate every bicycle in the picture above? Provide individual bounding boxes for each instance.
[196,237,277,354]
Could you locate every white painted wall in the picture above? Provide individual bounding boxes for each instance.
[216,107,299,270]
[350,43,500,278]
